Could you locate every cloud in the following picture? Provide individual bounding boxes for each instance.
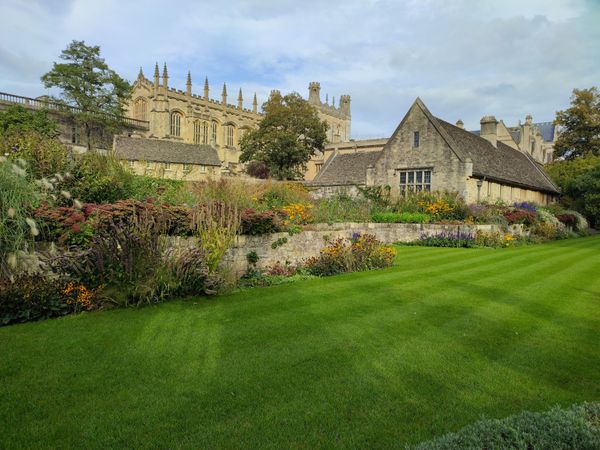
[0,0,598,138]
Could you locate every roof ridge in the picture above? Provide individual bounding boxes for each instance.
[312,150,339,183]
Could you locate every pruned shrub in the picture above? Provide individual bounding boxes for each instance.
[503,209,536,225]
[410,402,600,450]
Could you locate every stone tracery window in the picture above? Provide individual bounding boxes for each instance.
[211,121,218,144]
[226,125,235,147]
[170,112,182,137]
[193,120,202,144]
[133,98,147,121]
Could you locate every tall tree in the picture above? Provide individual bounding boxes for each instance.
[554,87,600,160]
[41,40,131,151]
[239,92,328,180]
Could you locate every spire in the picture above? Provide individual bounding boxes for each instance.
[332,96,335,108]
[252,93,257,114]
[237,88,243,109]
[325,93,329,105]
[153,62,159,96]
[137,66,144,80]
[221,83,227,105]
[204,77,209,100]
[186,70,192,97]
[162,63,168,89]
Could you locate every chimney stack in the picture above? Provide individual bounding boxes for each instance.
[456,119,464,129]
[480,115,498,148]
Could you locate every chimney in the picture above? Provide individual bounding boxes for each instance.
[456,119,464,129]
[480,115,498,148]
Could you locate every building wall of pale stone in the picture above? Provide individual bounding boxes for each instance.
[305,138,387,181]
[123,160,219,181]
[369,104,471,199]
[464,178,552,205]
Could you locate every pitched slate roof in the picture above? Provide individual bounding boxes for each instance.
[113,136,221,166]
[434,117,559,193]
[310,151,382,186]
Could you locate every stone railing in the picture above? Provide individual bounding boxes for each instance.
[0,92,150,130]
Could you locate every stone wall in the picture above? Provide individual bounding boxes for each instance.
[219,223,499,277]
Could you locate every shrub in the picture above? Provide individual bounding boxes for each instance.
[503,209,536,225]
[305,233,396,276]
[282,202,313,225]
[530,221,567,241]
[416,231,475,248]
[245,160,270,179]
[1,130,69,179]
[258,182,311,210]
[311,193,372,224]
[556,213,578,228]
[410,402,600,450]
[537,208,562,226]
[475,230,516,248]
[371,211,430,223]
[563,209,589,234]
[240,208,284,236]
[394,191,466,220]
[0,275,98,326]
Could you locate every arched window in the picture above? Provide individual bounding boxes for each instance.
[170,112,182,137]
[211,121,218,144]
[202,121,208,144]
[133,98,147,121]
[226,125,234,147]
[193,120,202,144]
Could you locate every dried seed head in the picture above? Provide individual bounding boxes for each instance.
[11,164,26,177]
[73,199,83,209]
[7,253,17,269]
[7,208,15,218]
[61,190,72,199]
[25,218,36,228]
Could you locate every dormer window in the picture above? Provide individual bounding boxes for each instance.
[413,131,420,148]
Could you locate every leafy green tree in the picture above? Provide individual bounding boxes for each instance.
[0,105,58,138]
[570,160,600,227]
[546,155,600,226]
[239,92,328,180]
[554,87,600,159]
[41,40,131,151]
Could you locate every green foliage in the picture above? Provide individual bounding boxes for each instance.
[0,276,69,325]
[1,131,70,179]
[554,87,600,159]
[240,209,285,235]
[0,105,58,137]
[311,193,372,224]
[371,211,431,223]
[569,160,600,227]
[415,231,475,248]
[305,234,396,276]
[0,159,39,278]
[239,92,328,180]
[271,237,288,249]
[411,402,600,450]
[41,40,132,150]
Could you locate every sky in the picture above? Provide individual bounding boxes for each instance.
[1,0,599,139]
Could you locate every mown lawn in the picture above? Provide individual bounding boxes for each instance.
[1,236,599,448]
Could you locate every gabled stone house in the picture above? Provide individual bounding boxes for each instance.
[311,98,559,204]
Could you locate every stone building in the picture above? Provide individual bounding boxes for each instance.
[113,135,221,181]
[311,98,559,204]
[470,115,557,164]
[124,64,351,176]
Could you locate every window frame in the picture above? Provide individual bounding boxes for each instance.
[398,168,432,195]
[413,131,420,148]
[170,112,182,137]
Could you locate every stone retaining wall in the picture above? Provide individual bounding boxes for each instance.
[218,223,500,277]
